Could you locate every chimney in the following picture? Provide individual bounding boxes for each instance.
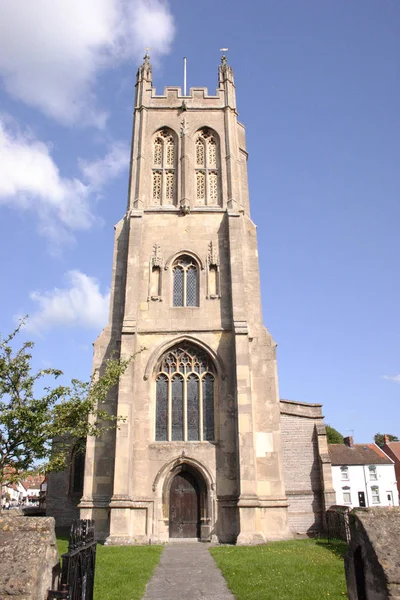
[384,434,389,445]
[344,436,354,448]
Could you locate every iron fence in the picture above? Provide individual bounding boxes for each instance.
[48,519,97,600]
[326,505,351,543]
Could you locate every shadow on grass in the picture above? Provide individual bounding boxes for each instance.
[315,538,348,560]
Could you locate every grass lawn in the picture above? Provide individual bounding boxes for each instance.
[57,538,163,600]
[210,539,348,600]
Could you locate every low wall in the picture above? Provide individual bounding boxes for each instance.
[345,507,400,600]
[0,515,59,600]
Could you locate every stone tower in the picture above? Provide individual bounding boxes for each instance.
[80,53,290,544]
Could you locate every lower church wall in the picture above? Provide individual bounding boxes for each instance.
[280,400,326,536]
[46,469,80,530]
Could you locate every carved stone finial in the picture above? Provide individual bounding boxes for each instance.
[151,243,163,268]
[137,48,152,82]
[180,116,189,137]
[207,241,219,266]
[221,54,227,65]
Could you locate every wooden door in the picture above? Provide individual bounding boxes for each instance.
[169,472,200,538]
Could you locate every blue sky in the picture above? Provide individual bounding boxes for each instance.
[0,0,399,442]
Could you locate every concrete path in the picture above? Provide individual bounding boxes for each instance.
[142,543,235,600]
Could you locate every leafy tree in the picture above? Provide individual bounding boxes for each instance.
[0,321,132,490]
[326,425,344,444]
[374,433,399,448]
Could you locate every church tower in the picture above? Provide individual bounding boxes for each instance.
[80,54,290,544]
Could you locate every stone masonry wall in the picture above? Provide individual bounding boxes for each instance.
[280,400,325,535]
[345,507,400,600]
[0,515,59,600]
[46,468,80,530]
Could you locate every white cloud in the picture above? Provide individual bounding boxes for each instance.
[79,142,130,188]
[382,375,400,383]
[22,270,110,334]
[0,117,129,246]
[0,0,175,125]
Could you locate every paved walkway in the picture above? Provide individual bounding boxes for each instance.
[142,543,235,600]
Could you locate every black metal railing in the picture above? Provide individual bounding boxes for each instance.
[48,519,97,600]
[326,505,351,543]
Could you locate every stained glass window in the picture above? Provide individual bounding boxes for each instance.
[71,443,86,494]
[203,374,214,441]
[173,266,184,306]
[155,342,215,442]
[186,266,198,306]
[172,256,198,307]
[156,375,168,441]
[171,375,184,441]
[187,375,200,440]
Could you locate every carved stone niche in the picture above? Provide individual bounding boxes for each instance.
[148,244,163,301]
[206,241,221,299]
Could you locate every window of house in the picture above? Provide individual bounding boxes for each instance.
[342,486,351,504]
[152,129,176,205]
[340,466,349,481]
[371,486,380,504]
[368,466,377,481]
[172,255,199,307]
[195,129,220,206]
[155,342,215,442]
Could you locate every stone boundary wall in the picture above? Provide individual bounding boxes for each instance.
[345,507,400,600]
[0,515,59,600]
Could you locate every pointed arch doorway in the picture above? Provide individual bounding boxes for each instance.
[169,469,200,538]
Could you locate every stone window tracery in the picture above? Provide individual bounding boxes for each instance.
[172,255,199,307]
[195,129,220,205]
[152,129,176,205]
[155,342,215,442]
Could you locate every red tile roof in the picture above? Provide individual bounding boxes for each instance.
[328,443,393,466]
[383,442,400,461]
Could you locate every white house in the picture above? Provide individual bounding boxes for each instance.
[329,437,399,509]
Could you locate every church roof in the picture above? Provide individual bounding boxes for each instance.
[329,443,393,466]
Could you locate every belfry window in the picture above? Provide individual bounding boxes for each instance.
[152,129,176,205]
[172,255,199,307]
[155,342,215,442]
[195,129,220,205]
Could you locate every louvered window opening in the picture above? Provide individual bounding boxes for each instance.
[195,131,219,205]
[152,130,175,205]
[155,343,215,442]
[173,256,198,307]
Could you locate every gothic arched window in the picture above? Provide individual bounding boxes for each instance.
[155,342,215,442]
[172,255,199,307]
[152,129,176,205]
[69,441,86,496]
[195,129,220,205]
